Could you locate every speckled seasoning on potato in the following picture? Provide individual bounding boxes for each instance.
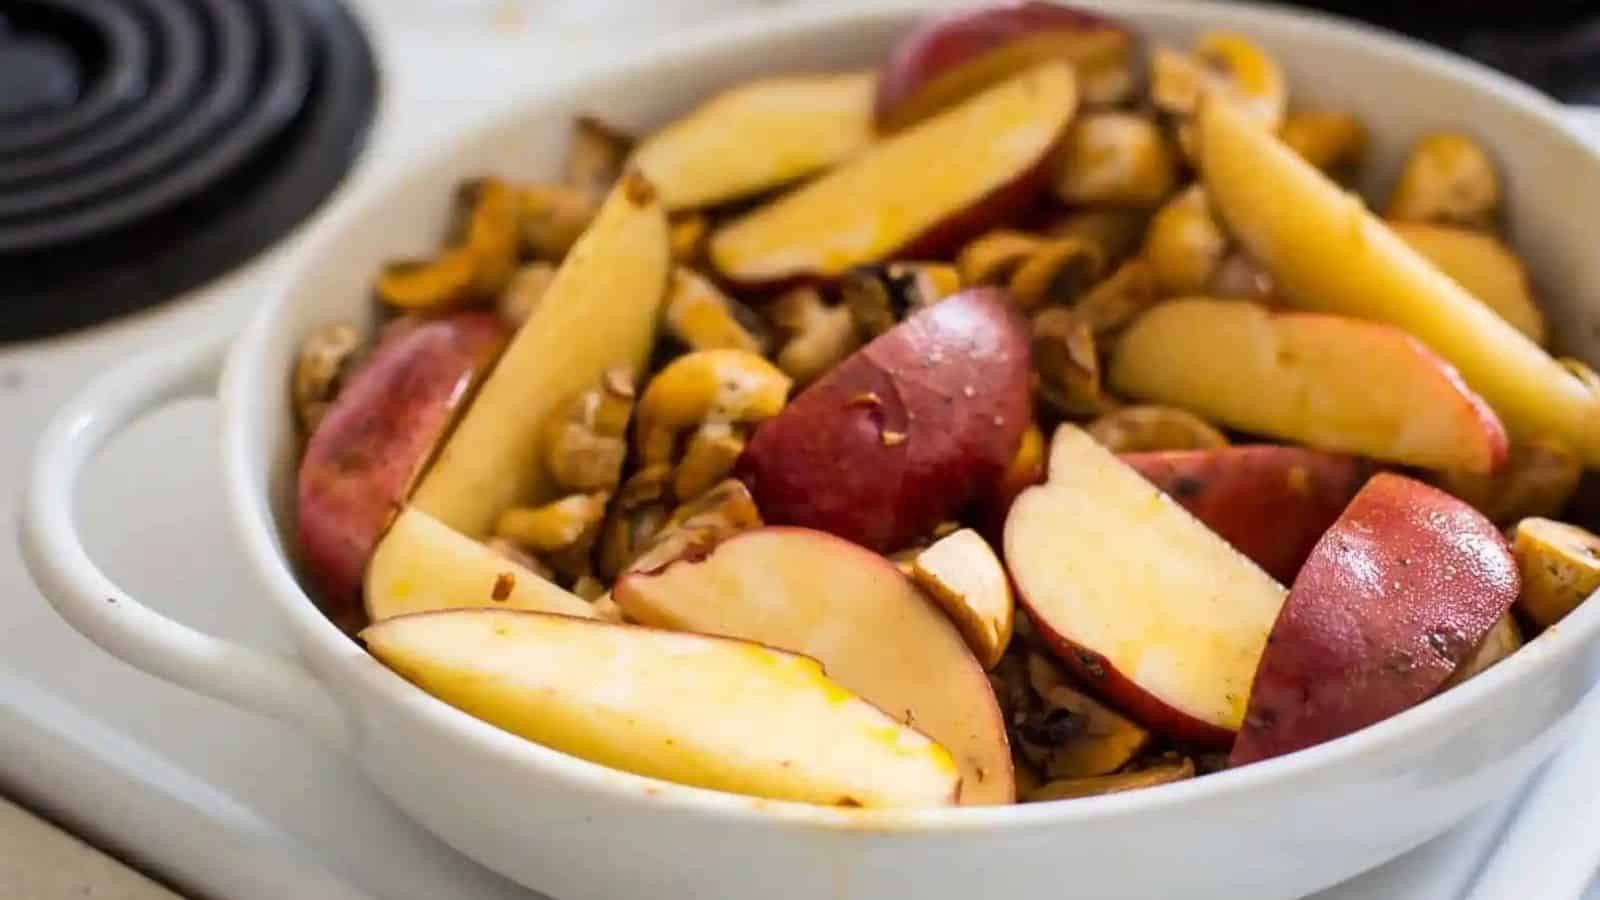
[288,2,1600,810]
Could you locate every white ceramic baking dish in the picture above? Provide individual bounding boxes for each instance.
[22,3,1600,898]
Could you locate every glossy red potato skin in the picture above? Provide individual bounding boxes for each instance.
[297,313,508,615]
[876,1,1125,129]
[1230,473,1519,766]
[1122,446,1372,584]
[737,288,1032,552]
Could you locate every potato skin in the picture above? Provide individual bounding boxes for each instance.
[737,288,1031,551]
[1121,445,1371,584]
[298,313,508,616]
[1230,474,1519,766]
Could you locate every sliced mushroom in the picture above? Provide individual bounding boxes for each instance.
[663,266,768,355]
[1432,436,1581,526]
[376,178,521,310]
[544,367,635,494]
[1069,259,1161,338]
[1053,112,1179,210]
[1033,308,1117,417]
[1047,208,1149,267]
[628,478,763,575]
[768,287,860,386]
[668,212,709,263]
[1024,758,1195,802]
[841,262,962,337]
[634,348,791,465]
[673,422,747,502]
[597,501,669,582]
[1280,110,1367,174]
[1152,33,1287,160]
[958,230,1045,288]
[1208,251,1276,302]
[564,115,634,198]
[1144,185,1228,297]
[1019,653,1152,778]
[520,182,601,259]
[1086,405,1230,453]
[495,262,557,329]
[958,231,1102,312]
[1387,133,1500,229]
[293,322,363,433]
[495,492,610,554]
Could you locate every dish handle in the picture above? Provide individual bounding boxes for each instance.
[19,333,353,753]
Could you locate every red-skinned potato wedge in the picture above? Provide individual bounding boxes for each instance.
[413,174,670,537]
[362,610,960,808]
[1121,446,1371,584]
[614,526,1014,805]
[1006,426,1288,746]
[1230,474,1519,767]
[1196,97,1600,465]
[1389,221,1546,345]
[632,72,876,212]
[909,528,1014,669]
[710,62,1077,286]
[1109,298,1509,474]
[298,313,508,618]
[736,288,1032,552]
[876,1,1133,130]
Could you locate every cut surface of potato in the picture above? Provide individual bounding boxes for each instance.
[1390,221,1545,344]
[413,174,671,537]
[1513,517,1600,629]
[1052,112,1177,209]
[633,72,876,211]
[1109,298,1508,473]
[1196,98,1600,464]
[710,62,1077,284]
[614,527,1014,805]
[363,610,959,808]
[909,528,1014,669]
[1443,613,1522,688]
[366,507,593,622]
[1006,426,1287,744]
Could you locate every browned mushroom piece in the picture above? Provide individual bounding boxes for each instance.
[673,423,747,502]
[376,178,521,311]
[1280,110,1367,174]
[544,367,636,494]
[564,116,634,198]
[1068,259,1161,339]
[1085,405,1230,453]
[627,478,764,575]
[1144,185,1228,297]
[633,348,791,466]
[1387,132,1501,229]
[1009,238,1104,311]
[663,267,769,355]
[841,262,962,337]
[1033,308,1117,417]
[495,262,558,328]
[1152,33,1287,161]
[597,464,675,580]
[1052,112,1179,210]
[1024,758,1195,802]
[668,212,710,263]
[1047,209,1149,267]
[495,493,610,555]
[293,322,364,432]
[520,181,602,259]
[1018,653,1152,779]
[767,287,860,386]
[957,229,1041,289]
[1432,436,1582,526]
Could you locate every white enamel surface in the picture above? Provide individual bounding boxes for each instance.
[19,2,1600,899]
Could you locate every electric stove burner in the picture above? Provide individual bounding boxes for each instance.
[0,0,377,341]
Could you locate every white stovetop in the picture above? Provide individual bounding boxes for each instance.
[0,3,1595,898]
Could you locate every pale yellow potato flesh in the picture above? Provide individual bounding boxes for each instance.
[1391,222,1545,345]
[1008,426,1286,733]
[1110,298,1506,473]
[710,62,1077,283]
[413,175,671,536]
[910,528,1015,670]
[1196,98,1600,464]
[634,72,877,211]
[1513,517,1600,629]
[614,527,1014,805]
[363,610,959,808]
[1443,613,1522,688]
[365,506,592,623]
